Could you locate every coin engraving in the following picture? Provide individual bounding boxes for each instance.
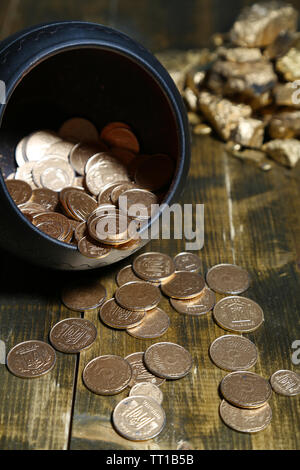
[170,287,216,315]
[209,335,258,371]
[213,296,264,333]
[219,400,272,433]
[206,263,250,294]
[270,370,300,396]
[144,342,192,379]
[83,355,132,395]
[100,298,145,329]
[7,340,56,378]
[220,371,272,409]
[125,352,165,387]
[49,318,97,353]
[129,382,164,405]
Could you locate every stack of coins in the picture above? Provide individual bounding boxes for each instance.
[4,118,175,257]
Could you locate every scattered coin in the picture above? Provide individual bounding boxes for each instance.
[174,252,201,273]
[144,342,192,379]
[49,318,97,353]
[161,271,205,299]
[5,179,32,205]
[219,400,272,433]
[270,370,300,396]
[115,281,161,311]
[125,352,165,387]
[61,279,106,311]
[113,395,166,440]
[59,117,99,143]
[99,298,145,329]
[83,355,132,395]
[127,307,170,339]
[220,371,272,409]
[133,252,175,282]
[7,340,56,378]
[116,264,142,286]
[129,382,164,405]
[213,296,264,333]
[206,263,250,294]
[209,335,258,371]
[170,287,216,315]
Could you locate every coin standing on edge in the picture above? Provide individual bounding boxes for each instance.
[113,395,166,441]
[49,318,97,353]
[219,400,272,433]
[126,307,170,339]
[220,371,272,409]
[170,287,216,315]
[61,279,107,311]
[115,281,161,311]
[213,296,264,333]
[206,263,250,294]
[129,382,164,405]
[125,352,165,387]
[99,298,145,329]
[174,252,201,273]
[144,342,193,379]
[270,370,300,396]
[83,355,132,395]
[209,335,258,371]
[161,271,205,299]
[7,340,56,378]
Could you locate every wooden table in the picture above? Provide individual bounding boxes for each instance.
[0,132,299,450]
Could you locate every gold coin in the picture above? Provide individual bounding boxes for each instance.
[220,371,272,409]
[49,318,97,353]
[19,202,49,221]
[59,117,99,143]
[78,236,112,259]
[213,296,264,333]
[61,279,107,311]
[59,186,84,218]
[206,263,250,294]
[134,153,174,191]
[133,252,175,282]
[126,307,170,339]
[219,400,272,433]
[115,281,161,311]
[129,382,164,405]
[125,352,165,387]
[83,355,132,395]
[209,335,258,371]
[99,298,145,329]
[174,252,201,273]
[7,340,56,378]
[170,287,216,315]
[161,271,205,299]
[270,370,300,396]
[144,342,193,379]
[116,264,142,287]
[5,179,32,205]
[100,122,131,141]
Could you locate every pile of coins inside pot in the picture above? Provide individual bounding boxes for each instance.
[4,117,175,257]
[5,250,300,440]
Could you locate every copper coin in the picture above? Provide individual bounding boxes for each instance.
[119,188,158,220]
[129,382,164,405]
[49,318,97,353]
[127,307,170,339]
[59,117,99,143]
[213,296,264,333]
[25,130,61,161]
[219,400,272,433]
[220,371,272,409]
[133,252,175,282]
[116,265,142,287]
[89,213,130,244]
[110,182,138,205]
[19,202,49,221]
[102,127,140,153]
[206,263,250,294]
[66,190,97,221]
[78,236,112,259]
[83,355,132,395]
[99,298,145,329]
[59,186,84,217]
[86,159,129,196]
[84,152,120,174]
[44,140,74,160]
[74,221,87,242]
[113,395,166,441]
[174,252,201,273]
[100,122,131,140]
[134,153,174,191]
[144,342,192,379]
[125,352,165,387]
[69,142,107,175]
[115,281,161,311]
[5,179,32,205]
[209,335,258,371]
[88,204,119,223]
[170,287,216,315]
[32,212,72,241]
[270,370,300,396]
[31,188,59,211]
[110,147,136,166]
[161,271,205,299]
[61,279,107,311]
[7,340,56,378]
[15,161,38,189]
[98,181,129,205]
[32,157,75,190]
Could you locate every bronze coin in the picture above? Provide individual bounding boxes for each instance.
[31,188,59,211]
[115,281,161,311]
[78,236,112,259]
[161,271,205,299]
[32,212,72,241]
[61,279,107,311]
[170,287,216,315]
[119,188,158,220]
[126,307,170,339]
[49,318,97,353]
[88,213,130,244]
[270,370,300,396]
[110,182,138,205]
[88,204,119,224]
[213,296,264,333]
[66,190,97,221]
[116,265,142,287]
[133,252,175,282]
[219,400,272,433]
[174,252,201,273]
[5,179,32,205]
[220,371,272,409]
[44,140,74,160]
[134,153,174,191]
[74,221,88,242]
[144,342,193,379]
[100,122,131,140]
[206,263,250,294]
[32,157,75,190]
[83,355,132,395]
[25,130,61,161]
[129,382,164,405]
[99,298,145,329]
[19,202,50,221]
[7,340,56,378]
[59,117,99,143]
[209,335,258,371]
[85,155,129,196]
[59,186,84,217]
[102,127,140,153]
[69,142,107,175]
[125,352,165,387]
[113,396,166,441]
[98,181,129,205]
[110,147,136,166]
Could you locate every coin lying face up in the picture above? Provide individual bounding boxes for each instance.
[209,335,258,371]
[125,352,165,387]
[133,252,175,282]
[129,382,164,405]
[206,263,250,294]
[219,400,272,433]
[115,281,161,311]
[220,371,272,409]
[61,279,107,311]
[144,342,193,379]
[7,340,56,378]
[270,370,300,396]
[99,298,145,329]
[126,307,170,339]
[213,296,264,333]
[170,287,216,315]
[161,271,205,299]
[83,355,132,395]
[49,318,97,353]
[173,252,201,273]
